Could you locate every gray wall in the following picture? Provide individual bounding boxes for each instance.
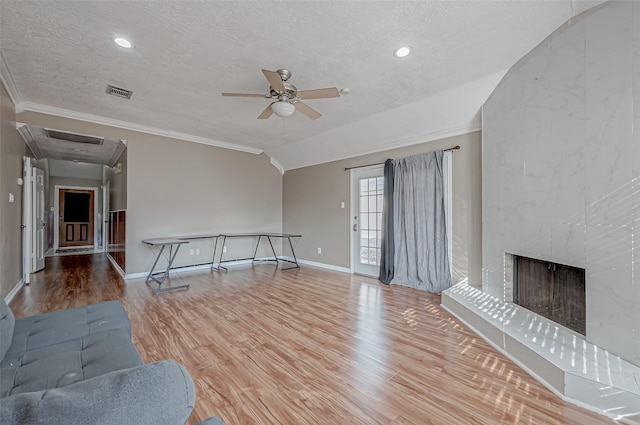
[482,1,640,365]
[17,111,283,275]
[0,83,24,296]
[283,131,482,286]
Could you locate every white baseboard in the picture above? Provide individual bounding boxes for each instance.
[5,279,24,304]
[124,259,254,280]
[123,257,352,280]
[280,256,351,274]
[106,253,125,278]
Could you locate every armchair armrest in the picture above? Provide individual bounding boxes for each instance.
[0,360,195,425]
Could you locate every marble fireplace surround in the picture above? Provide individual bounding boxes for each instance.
[444,1,640,422]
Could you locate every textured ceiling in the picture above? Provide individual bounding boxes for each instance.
[0,1,605,169]
[18,125,126,166]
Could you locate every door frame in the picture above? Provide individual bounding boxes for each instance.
[22,157,33,284]
[102,181,110,252]
[32,167,45,272]
[349,152,453,278]
[350,164,384,276]
[54,185,99,251]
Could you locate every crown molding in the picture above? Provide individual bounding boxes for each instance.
[0,51,23,110]
[16,101,263,155]
[269,156,285,175]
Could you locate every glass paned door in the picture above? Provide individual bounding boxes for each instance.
[351,166,384,276]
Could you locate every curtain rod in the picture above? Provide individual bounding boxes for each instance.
[343,145,460,171]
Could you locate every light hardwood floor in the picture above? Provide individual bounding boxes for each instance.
[10,254,613,425]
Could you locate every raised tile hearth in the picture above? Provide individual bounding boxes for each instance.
[442,283,640,424]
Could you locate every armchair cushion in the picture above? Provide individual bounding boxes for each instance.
[0,329,142,397]
[0,296,15,363]
[7,300,131,356]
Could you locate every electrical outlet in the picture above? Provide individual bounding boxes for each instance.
[223,246,227,253]
[189,249,194,255]
[317,247,322,254]
[195,248,200,255]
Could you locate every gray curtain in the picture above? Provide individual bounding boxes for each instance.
[390,151,451,292]
[378,159,394,284]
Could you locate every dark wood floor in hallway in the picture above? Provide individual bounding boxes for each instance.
[10,254,613,425]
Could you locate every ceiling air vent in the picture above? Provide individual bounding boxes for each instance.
[44,129,104,145]
[106,84,133,99]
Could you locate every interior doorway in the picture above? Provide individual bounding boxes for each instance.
[22,157,47,282]
[54,186,98,251]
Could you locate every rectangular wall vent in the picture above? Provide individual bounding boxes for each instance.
[45,129,104,145]
[106,84,133,99]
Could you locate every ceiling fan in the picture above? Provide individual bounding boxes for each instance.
[222,69,340,120]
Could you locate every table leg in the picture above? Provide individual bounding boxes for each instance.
[252,235,279,265]
[280,236,300,270]
[147,244,189,295]
[146,244,167,283]
[213,236,228,271]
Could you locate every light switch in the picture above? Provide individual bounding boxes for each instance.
[340,202,345,209]
[8,193,14,203]
[17,178,23,186]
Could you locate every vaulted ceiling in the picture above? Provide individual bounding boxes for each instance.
[0,1,605,170]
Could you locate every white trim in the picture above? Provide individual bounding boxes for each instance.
[102,181,110,252]
[0,51,22,110]
[106,253,126,278]
[17,102,263,155]
[269,156,285,175]
[123,259,255,280]
[22,157,32,282]
[54,185,99,250]
[124,257,351,280]
[281,257,351,274]
[5,279,24,304]
[350,165,385,276]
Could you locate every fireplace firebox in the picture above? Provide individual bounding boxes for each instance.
[512,255,586,335]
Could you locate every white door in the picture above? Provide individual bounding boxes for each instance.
[22,157,32,283]
[32,167,45,272]
[351,165,384,276]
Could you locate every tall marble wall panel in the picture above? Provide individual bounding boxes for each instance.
[482,1,640,366]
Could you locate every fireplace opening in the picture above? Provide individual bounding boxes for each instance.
[512,255,586,335]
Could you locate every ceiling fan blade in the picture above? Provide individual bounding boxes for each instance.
[257,103,274,119]
[262,69,286,92]
[222,93,267,97]
[295,102,322,120]
[297,87,340,100]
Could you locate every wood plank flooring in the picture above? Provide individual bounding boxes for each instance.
[9,254,613,425]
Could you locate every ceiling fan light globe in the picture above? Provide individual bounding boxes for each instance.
[271,101,295,117]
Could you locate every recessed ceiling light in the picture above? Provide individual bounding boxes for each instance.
[114,37,132,49]
[393,46,412,58]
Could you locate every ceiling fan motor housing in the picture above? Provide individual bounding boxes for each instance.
[221,68,339,120]
[271,82,297,100]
